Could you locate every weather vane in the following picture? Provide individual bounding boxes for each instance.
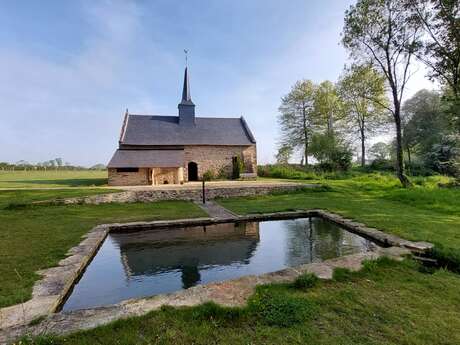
[184,49,188,67]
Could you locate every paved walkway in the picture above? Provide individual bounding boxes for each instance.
[195,200,238,220]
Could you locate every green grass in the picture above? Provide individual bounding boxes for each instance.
[6,172,460,344]
[19,259,460,345]
[220,173,460,250]
[0,190,207,308]
[0,170,108,188]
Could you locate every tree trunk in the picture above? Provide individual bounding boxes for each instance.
[406,146,411,165]
[394,103,411,187]
[304,142,309,166]
[360,120,365,167]
[302,105,309,166]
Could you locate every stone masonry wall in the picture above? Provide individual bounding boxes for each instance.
[108,168,149,186]
[153,168,180,185]
[183,145,257,180]
[63,184,307,205]
[108,145,257,186]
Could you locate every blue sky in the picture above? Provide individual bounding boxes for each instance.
[0,0,433,166]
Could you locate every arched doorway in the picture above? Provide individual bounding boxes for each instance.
[187,162,198,181]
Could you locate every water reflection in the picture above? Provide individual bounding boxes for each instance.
[284,217,375,266]
[62,218,376,311]
[111,222,260,289]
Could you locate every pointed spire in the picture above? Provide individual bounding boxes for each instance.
[178,65,195,125]
[181,67,193,103]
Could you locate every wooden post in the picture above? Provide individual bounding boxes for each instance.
[202,180,206,204]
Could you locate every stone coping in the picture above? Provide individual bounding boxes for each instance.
[0,210,433,344]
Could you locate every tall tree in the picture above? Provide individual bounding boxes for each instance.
[314,81,342,134]
[278,80,317,165]
[409,0,460,132]
[402,89,447,155]
[409,0,460,97]
[369,142,391,161]
[338,64,390,166]
[342,0,422,186]
[275,144,293,165]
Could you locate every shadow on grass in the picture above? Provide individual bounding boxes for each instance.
[5,178,108,187]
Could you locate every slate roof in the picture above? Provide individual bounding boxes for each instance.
[120,115,256,146]
[108,149,184,168]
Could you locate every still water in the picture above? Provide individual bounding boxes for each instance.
[62,217,377,311]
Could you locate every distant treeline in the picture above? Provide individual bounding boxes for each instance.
[0,159,106,171]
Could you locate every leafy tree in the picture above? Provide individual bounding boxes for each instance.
[90,164,106,170]
[338,64,390,166]
[409,0,460,133]
[55,158,63,167]
[314,81,342,134]
[425,134,460,176]
[15,160,30,167]
[402,89,447,161]
[310,132,353,171]
[275,144,293,165]
[342,0,422,186]
[278,80,317,165]
[409,0,460,98]
[369,142,391,161]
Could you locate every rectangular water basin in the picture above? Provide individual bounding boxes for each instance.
[62,217,380,311]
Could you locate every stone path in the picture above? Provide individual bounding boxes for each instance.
[195,200,238,220]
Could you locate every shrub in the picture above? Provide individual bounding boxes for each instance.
[190,302,243,323]
[217,167,229,179]
[368,158,394,172]
[257,164,318,180]
[247,287,313,327]
[431,245,460,273]
[405,160,433,176]
[232,156,243,179]
[4,202,30,210]
[293,273,319,289]
[310,133,353,172]
[424,135,460,177]
[202,170,215,181]
[332,268,353,282]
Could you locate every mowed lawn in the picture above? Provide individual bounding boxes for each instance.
[4,173,460,345]
[220,175,460,250]
[0,170,108,188]
[0,190,207,308]
[26,259,460,345]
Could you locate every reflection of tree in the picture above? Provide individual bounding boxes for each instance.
[180,260,201,289]
[284,217,372,266]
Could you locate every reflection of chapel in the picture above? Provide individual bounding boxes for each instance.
[108,67,257,186]
[112,222,260,288]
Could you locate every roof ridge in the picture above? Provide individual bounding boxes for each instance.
[127,114,242,120]
[240,116,256,143]
[119,109,129,142]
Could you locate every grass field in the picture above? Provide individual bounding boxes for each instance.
[22,259,460,345]
[3,172,460,344]
[220,174,460,250]
[0,170,108,188]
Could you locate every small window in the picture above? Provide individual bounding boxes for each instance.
[116,167,139,173]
